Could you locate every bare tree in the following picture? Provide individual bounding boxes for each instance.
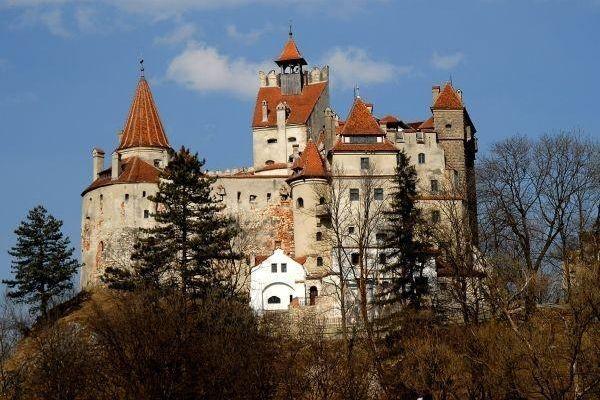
[478,132,599,316]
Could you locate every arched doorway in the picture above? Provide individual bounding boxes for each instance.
[309,286,318,306]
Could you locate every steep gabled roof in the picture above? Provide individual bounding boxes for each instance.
[118,77,170,150]
[432,83,463,110]
[288,140,328,182]
[340,98,384,136]
[252,82,327,128]
[81,156,161,195]
[275,36,307,65]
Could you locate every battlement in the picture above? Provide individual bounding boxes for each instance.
[258,65,329,88]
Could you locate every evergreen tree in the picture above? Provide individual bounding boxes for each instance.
[103,147,240,298]
[3,206,79,318]
[378,150,433,311]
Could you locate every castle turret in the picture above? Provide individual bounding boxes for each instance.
[252,32,330,168]
[431,82,478,242]
[80,67,172,288]
[287,139,329,270]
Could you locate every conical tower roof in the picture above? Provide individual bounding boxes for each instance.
[118,77,170,150]
[341,97,383,136]
[275,34,307,66]
[288,139,328,182]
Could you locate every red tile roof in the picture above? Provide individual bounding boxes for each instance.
[341,98,384,136]
[252,82,327,128]
[432,83,463,110]
[118,78,170,150]
[418,116,434,130]
[407,121,424,130]
[81,156,160,195]
[379,115,400,124]
[275,37,306,64]
[254,254,308,266]
[254,162,289,172]
[331,139,399,153]
[288,140,328,182]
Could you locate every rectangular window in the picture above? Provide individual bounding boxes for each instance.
[431,180,439,193]
[379,253,387,264]
[350,188,359,201]
[125,193,129,201]
[374,188,383,200]
[431,210,441,224]
[281,263,287,273]
[360,157,370,170]
[351,253,359,265]
[395,131,404,142]
[271,263,277,273]
[143,210,149,219]
[266,192,271,202]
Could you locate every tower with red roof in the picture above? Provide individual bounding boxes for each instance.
[252,32,330,169]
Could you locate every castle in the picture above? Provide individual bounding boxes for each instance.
[80,33,478,316]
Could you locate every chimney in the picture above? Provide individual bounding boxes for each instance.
[92,148,105,180]
[111,152,120,180]
[117,129,124,144]
[432,85,441,104]
[365,103,373,114]
[261,100,268,122]
[323,107,335,151]
[457,89,463,101]
[276,102,287,127]
[258,71,267,87]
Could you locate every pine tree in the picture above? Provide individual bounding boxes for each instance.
[103,147,240,298]
[3,205,79,319]
[378,150,433,312]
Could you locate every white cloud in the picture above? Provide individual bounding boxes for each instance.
[75,7,98,32]
[225,23,271,45]
[154,23,196,45]
[322,47,411,89]
[431,51,465,70]
[166,42,270,99]
[15,8,70,37]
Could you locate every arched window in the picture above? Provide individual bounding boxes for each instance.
[265,160,274,165]
[445,123,452,129]
[297,197,304,208]
[309,286,318,306]
[267,138,277,144]
[316,257,323,267]
[267,296,281,304]
[316,231,323,241]
[418,153,426,164]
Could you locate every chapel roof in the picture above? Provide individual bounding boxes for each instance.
[118,77,170,150]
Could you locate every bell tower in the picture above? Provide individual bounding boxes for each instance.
[275,29,307,95]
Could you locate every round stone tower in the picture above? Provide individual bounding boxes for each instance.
[287,139,330,274]
[80,74,172,288]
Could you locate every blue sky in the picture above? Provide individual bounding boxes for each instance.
[0,0,598,282]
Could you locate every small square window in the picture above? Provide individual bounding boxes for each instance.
[143,210,149,219]
[350,189,359,201]
[431,210,441,224]
[271,263,277,273]
[431,180,439,193]
[348,226,355,234]
[281,263,287,273]
[360,157,370,170]
[374,188,383,201]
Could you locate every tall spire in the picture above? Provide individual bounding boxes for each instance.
[117,72,170,150]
